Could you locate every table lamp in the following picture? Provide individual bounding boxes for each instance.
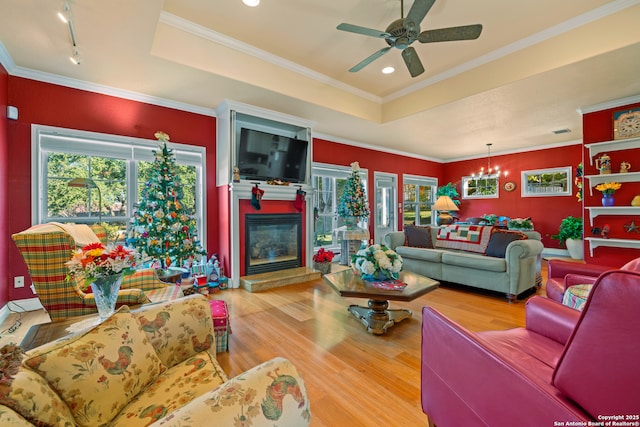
[432,195,459,225]
[68,177,102,223]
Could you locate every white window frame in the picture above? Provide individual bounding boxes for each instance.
[462,175,500,199]
[403,174,437,226]
[31,125,207,248]
[311,162,369,251]
[521,166,572,197]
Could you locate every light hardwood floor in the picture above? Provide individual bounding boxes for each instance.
[0,264,549,426]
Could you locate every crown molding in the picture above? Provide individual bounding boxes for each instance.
[160,11,380,104]
[385,0,640,103]
[579,94,640,114]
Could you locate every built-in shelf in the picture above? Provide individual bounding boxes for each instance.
[585,206,640,225]
[584,172,640,195]
[584,137,640,165]
[585,237,640,257]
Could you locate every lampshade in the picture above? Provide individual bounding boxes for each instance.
[432,196,459,212]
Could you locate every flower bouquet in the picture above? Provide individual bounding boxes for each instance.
[66,242,140,319]
[595,182,621,195]
[352,244,403,281]
[313,248,334,275]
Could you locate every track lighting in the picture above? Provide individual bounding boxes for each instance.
[69,48,82,65]
[58,0,81,65]
[57,1,71,23]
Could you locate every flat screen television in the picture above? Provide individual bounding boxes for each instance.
[237,128,308,183]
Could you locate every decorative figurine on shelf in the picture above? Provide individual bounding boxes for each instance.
[233,166,240,183]
[601,224,610,239]
[595,153,612,175]
[619,161,631,173]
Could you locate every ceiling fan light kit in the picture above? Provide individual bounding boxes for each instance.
[337,0,482,77]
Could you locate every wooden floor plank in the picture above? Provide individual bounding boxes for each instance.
[0,263,549,426]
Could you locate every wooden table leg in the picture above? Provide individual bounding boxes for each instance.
[348,299,412,335]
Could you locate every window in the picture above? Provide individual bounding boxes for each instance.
[403,175,437,226]
[521,167,572,197]
[33,125,206,245]
[462,175,499,199]
[311,163,368,250]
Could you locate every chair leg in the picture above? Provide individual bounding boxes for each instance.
[428,418,436,427]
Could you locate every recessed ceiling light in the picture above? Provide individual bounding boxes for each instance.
[243,0,260,6]
[382,67,395,74]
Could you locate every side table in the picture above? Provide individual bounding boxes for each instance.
[333,226,370,265]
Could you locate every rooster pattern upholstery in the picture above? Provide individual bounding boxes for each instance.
[1,295,311,427]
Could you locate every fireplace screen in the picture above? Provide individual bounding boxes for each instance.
[245,213,302,275]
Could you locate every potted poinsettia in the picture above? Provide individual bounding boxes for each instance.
[313,248,335,275]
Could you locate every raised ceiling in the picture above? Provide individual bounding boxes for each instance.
[1,0,640,160]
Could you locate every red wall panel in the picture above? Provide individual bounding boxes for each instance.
[6,77,218,300]
[443,145,583,249]
[0,63,9,307]
[582,101,640,267]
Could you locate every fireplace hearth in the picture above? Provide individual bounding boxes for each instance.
[245,213,302,275]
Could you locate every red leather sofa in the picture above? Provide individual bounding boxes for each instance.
[421,269,640,426]
[546,257,640,302]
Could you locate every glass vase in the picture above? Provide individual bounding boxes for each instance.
[601,193,615,207]
[91,273,123,320]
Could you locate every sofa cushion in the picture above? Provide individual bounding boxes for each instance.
[110,352,227,427]
[23,307,166,427]
[404,225,434,248]
[436,225,493,254]
[0,344,75,427]
[485,229,528,258]
[441,251,506,272]
[396,246,444,262]
[134,294,217,368]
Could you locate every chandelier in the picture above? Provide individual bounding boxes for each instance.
[471,143,507,179]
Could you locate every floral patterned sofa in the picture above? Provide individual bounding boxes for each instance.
[0,294,311,426]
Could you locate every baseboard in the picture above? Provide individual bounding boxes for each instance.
[541,248,570,259]
[0,298,44,323]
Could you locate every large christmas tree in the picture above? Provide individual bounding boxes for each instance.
[336,161,370,221]
[128,131,206,268]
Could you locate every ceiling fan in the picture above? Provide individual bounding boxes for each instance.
[337,0,483,77]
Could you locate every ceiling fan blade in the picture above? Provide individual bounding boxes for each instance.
[418,24,483,43]
[337,23,391,39]
[406,0,436,27]
[349,47,392,72]
[401,47,425,77]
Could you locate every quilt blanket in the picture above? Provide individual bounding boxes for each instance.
[436,225,493,253]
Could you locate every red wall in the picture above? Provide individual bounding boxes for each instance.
[313,137,445,238]
[6,77,218,300]
[0,63,9,307]
[582,101,640,267]
[443,145,583,250]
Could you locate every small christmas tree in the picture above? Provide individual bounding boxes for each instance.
[336,161,370,222]
[128,131,206,268]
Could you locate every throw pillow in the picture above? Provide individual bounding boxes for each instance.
[485,229,528,258]
[24,307,166,427]
[0,343,75,426]
[404,225,433,248]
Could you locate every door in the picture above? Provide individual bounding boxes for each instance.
[374,172,397,244]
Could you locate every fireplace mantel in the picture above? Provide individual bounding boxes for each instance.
[227,182,313,286]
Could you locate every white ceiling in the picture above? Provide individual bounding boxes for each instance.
[1,0,640,161]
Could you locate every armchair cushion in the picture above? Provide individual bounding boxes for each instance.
[23,306,166,426]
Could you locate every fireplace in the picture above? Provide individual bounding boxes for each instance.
[245,213,302,275]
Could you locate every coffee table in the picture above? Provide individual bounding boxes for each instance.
[323,269,439,335]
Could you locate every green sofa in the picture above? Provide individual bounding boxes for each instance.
[385,226,543,302]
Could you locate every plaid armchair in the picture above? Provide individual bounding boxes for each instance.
[12,223,181,322]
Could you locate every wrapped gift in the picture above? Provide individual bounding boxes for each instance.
[209,300,230,353]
